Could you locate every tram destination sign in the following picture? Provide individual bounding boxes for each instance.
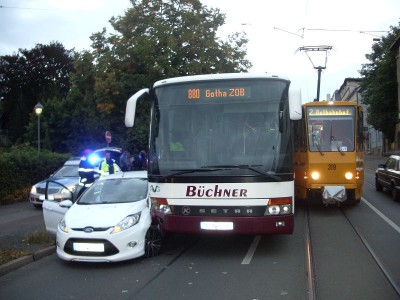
[186,86,251,101]
[307,107,354,117]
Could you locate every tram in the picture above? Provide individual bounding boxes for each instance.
[294,100,364,205]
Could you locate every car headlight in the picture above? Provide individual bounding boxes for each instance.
[59,218,69,233]
[61,185,76,194]
[111,212,141,234]
[30,186,37,194]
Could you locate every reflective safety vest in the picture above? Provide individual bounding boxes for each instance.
[100,159,119,177]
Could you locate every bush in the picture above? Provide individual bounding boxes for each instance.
[0,146,69,205]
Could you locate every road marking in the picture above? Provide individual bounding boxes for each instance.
[362,197,400,234]
[241,235,261,264]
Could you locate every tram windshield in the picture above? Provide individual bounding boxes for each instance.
[148,79,293,176]
[307,106,355,152]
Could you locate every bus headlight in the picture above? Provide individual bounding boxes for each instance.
[311,171,320,180]
[268,206,280,215]
[345,172,353,180]
[151,198,171,215]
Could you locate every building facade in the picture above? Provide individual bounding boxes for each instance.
[335,78,383,154]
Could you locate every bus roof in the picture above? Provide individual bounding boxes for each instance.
[153,73,290,88]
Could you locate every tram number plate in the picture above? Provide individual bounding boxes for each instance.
[200,221,233,231]
[328,164,336,170]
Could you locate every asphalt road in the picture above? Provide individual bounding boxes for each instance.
[1,155,400,299]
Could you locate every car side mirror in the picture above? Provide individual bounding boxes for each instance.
[378,163,386,169]
[59,200,73,208]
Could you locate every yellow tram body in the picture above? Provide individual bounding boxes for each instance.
[294,101,364,204]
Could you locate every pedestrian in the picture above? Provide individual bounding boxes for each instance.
[137,149,148,170]
[77,149,98,198]
[100,151,119,177]
[120,149,133,171]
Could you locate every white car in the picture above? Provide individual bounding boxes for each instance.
[42,171,162,262]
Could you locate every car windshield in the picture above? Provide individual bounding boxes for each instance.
[52,165,79,177]
[77,177,148,204]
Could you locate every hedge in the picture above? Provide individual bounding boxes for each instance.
[0,146,69,205]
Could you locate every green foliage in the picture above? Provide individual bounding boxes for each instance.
[360,23,400,142]
[0,146,69,205]
[0,42,74,145]
[1,0,251,155]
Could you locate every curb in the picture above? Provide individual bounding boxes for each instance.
[0,246,56,277]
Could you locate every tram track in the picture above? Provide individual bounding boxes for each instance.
[340,204,400,297]
[304,203,317,300]
[304,198,400,300]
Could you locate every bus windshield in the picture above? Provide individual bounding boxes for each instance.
[307,106,355,152]
[148,78,293,177]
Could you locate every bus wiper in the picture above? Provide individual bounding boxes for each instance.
[331,135,345,156]
[202,165,282,182]
[153,168,224,182]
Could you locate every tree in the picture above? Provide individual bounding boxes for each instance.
[0,42,74,145]
[360,23,400,143]
[87,0,252,152]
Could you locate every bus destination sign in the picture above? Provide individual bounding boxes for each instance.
[308,107,354,116]
[187,87,251,100]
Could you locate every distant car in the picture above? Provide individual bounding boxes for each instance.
[375,155,400,201]
[29,157,81,208]
[30,153,122,208]
[43,171,162,262]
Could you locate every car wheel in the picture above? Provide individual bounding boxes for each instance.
[33,204,42,209]
[392,186,400,202]
[144,226,163,258]
[375,178,383,192]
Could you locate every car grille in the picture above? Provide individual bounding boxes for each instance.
[72,227,112,232]
[37,187,60,194]
[63,238,119,256]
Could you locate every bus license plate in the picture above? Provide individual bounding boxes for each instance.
[200,222,233,231]
[73,242,104,252]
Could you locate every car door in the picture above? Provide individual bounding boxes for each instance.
[42,199,69,235]
[381,157,396,189]
[42,180,75,235]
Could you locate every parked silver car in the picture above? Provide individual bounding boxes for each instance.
[29,157,81,208]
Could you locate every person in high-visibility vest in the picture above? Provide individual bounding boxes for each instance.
[100,151,119,177]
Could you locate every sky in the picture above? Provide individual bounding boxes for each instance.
[1,0,400,102]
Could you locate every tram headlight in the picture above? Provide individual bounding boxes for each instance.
[311,171,320,180]
[345,172,353,180]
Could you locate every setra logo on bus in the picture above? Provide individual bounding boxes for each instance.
[186,185,248,198]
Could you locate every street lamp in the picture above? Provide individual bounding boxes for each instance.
[34,103,44,152]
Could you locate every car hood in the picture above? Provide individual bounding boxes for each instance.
[35,177,79,189]
[64,201,148,228]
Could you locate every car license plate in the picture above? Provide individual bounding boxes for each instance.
[73,242,104,252]
[200,221,233,230]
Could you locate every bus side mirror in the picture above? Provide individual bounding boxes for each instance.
[289,87,302,120]
[125,88,149,127]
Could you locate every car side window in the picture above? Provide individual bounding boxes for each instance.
[387,158,396,170]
